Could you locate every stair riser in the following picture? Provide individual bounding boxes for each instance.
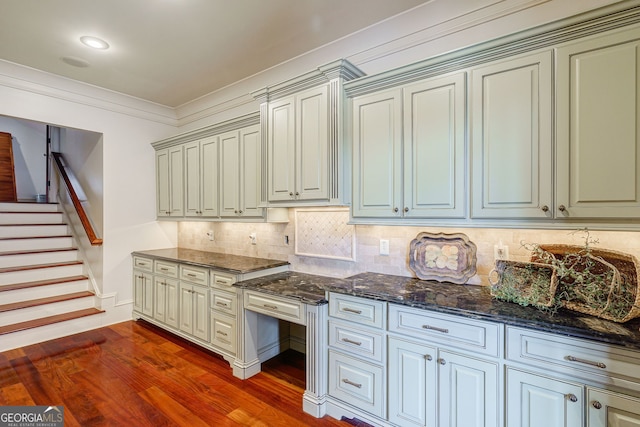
[0,251,79,268]
[0,296,96,326]
[0,213,64,225]
[0,312,104,352]
[0,280,90,304]
[0,225,69,239]
[0,203,59,213]
[0,237,74,252]
[0,264,84,285]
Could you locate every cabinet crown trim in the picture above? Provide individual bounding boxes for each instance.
[251,59,365,102]
[151,112,260,150]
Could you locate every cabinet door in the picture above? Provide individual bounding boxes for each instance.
[200,136,219,217]
[165,278,179,328]
[438,350,498,427]
[184,141,201,217]
[403,73,466,218]
[587,388,640,427]
[388,336,437,427]
[133,271,152,315]
[153,277,167,323]
[239,124,262,217]
[179,284,194,335]
[219,130,240,217]
[506,368,583,427]
[296,85,328,201]
[156,147,184,217]
[352,89,403,218]
[192,285,208,341]
[268,97,296,201]
[471,51,552,219]
[556,30,640,218]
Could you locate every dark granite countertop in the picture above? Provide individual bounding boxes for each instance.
[233,271,349,305]
[235,270,640,351]
[132,248,289,274]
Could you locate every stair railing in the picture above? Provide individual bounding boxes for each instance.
[51,152,103,246]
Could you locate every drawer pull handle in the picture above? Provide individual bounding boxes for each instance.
[160,267,169,271]
[592,401,602,410]
[566,394,578,403]
[216,302,229,308]
[216,330,228,337]
[216,280,229,285]
[566,355,606,369]
[341,338,362,346]
[422,325,449,334]
[425,355,432,361]
[342,379,362,389]
[264,304,278,310]
[342,307,362,315]
[138,262,147,266]
[186,273,197,278]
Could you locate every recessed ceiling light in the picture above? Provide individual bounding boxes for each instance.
[80,36,109,50]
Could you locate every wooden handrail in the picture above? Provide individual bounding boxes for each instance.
[51,152,103,246]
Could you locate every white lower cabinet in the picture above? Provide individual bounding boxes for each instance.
[587,388,640,427]
[153,276,179,328]
[506,368,583,427]
[179,282,208,341]
[133,269,153,317]
[388,333,499,427]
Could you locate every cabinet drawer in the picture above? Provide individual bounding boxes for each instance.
[506,327,640,384]
[211,289,236,315]
[329,320,384,363]
[212,273,235,290]
[388,304,500,357]
[180,265,209,285]
[329,293,386,329]
[133,256,153,272]
[328,350,385,418]
[154,260,178,277]
[244,291,304,325]
[210,311,236,355]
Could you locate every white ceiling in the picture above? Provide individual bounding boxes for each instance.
[0,0,427,107]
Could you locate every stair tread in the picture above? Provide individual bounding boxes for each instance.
[0,223,67,227]
[0,275,89,292]
[0,235,72,241]
[0,247,78,256]
[0,308,104,335]
[0,260,83,273]
[0,291,94,312]
[0,211,61,214]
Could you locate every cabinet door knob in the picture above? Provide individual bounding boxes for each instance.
[289,192,294,197]
[437,358,446,365]
[295,192,300,197]
[393,207,399,213]
[238,210,243,214]
[592,401,602,410]
[566,394,578,403]
[541,205,549,212]
[404,207,409,213]
[559,205,567,212]
[424,355,432,361]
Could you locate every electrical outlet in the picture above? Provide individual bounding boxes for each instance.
[494,243,509,260]
[284,235,289,245]
[206,230,214,241]
[249,232,257,245]
[379,239,390,256]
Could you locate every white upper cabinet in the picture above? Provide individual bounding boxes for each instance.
[470,51,553,219]
[220,124,263,219]
[556,27,640,219]
[352,73,466,219]
[156,145,184,217]
[152,114,263,221]
[255,59,365,206]
[184,136,219,218]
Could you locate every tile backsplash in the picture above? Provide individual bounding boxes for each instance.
[177,209,640,285]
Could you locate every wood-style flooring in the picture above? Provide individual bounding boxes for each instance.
[0,320,349,426]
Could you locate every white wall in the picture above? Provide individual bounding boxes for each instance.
[0,115,47,200]
[0,60,179,325]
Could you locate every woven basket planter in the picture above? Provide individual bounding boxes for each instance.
[531,244,640,323]
[489,260,559,309]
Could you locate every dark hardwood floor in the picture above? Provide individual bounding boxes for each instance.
[0,320,349,426]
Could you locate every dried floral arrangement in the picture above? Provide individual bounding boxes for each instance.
[490,229,640,323]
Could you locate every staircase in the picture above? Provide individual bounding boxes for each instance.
[0,202,104,352]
